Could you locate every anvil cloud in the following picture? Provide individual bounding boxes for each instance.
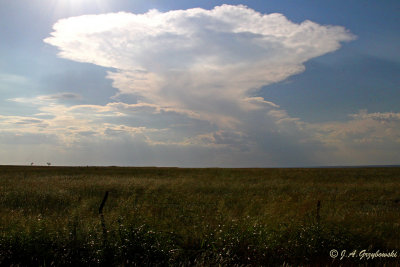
[44,4,354,123]
[2,4,397,166]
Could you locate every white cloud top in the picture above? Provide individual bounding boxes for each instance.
[44,4,355,127]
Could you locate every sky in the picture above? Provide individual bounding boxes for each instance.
[0,0,399,167]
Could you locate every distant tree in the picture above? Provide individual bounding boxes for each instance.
[30,162,34,166]
[47,162,51,166]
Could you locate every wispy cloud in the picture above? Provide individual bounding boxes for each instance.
[0,73,29,85]
[40,92,82,101]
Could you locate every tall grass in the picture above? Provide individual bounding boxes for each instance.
[1,166,400,265]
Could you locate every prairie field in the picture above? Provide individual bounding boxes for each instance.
[0,166,400,266]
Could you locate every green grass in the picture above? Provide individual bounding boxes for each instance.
[0,166,400,266]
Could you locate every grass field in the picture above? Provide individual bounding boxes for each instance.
[1,166,400,266]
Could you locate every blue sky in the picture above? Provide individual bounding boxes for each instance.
[0,0,399,167]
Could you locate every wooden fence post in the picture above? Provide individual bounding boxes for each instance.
[99,191,109,246]
[316,200,321,225]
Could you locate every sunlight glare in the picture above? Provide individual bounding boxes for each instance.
[50,0,109,16]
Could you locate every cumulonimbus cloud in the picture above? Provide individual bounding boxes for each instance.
[42,5,400,167]
[44,4,355,126]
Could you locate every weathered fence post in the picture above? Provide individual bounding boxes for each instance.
[99,191,114,264]
[316,200,321,225]
[99,191,109,246]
